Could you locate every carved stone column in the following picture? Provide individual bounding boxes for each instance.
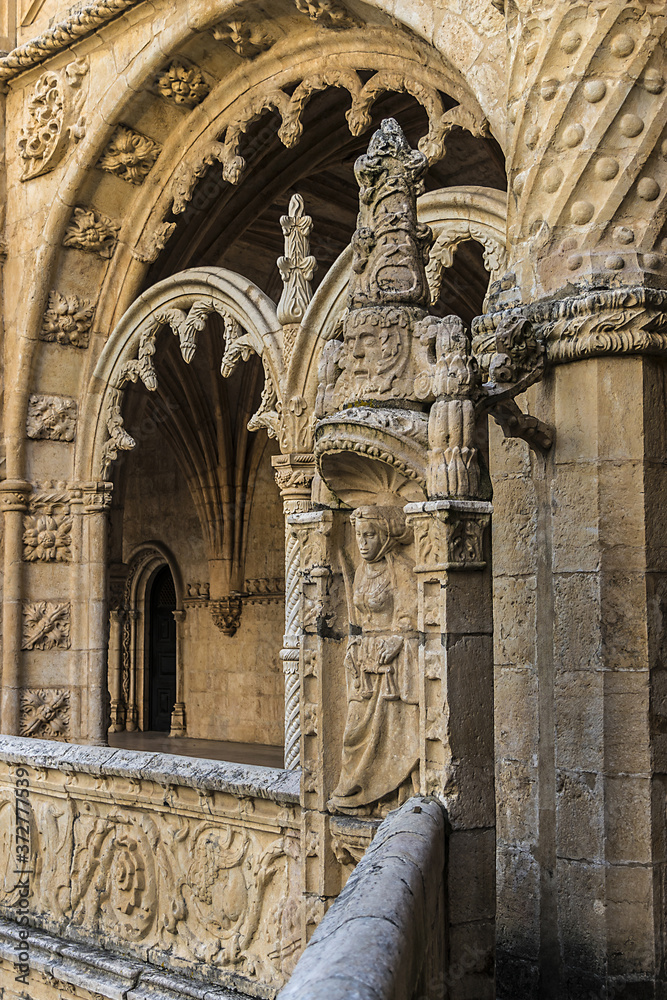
[405,498,495,1000]
[0,480,31,734]
[170,608,187,737]
[81,482,113,745]
[108,608,125,733]
[125,609,140,732]
[288,508,348,944]
[273,453,316,770]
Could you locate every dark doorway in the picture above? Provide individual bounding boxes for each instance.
[148,565,177,732]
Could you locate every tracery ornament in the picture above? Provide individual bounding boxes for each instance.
[170,68,487,212]
[211,20,274,58]
[40,290,95,347]
[17,59,88,181]
[98,125,161,185]
[329,506,418,814]
[19,689,70,738]
[294,0,362,29]
[27,394,77,442]
[155,60,210,108]
[22,602,71,650]
[63,206,120,258]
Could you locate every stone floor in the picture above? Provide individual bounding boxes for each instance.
[108,730,285,768]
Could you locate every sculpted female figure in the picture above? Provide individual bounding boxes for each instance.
[329,505,419,814]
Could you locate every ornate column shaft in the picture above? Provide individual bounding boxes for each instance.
[405,498,495,1000]
[272,453,316,770]
[170,608,187,737]
[0,480,31,734]
[81,482,113,745]
[125,608,139,731]
[108,608,125,733]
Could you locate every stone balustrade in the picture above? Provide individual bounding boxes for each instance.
[278,797,447,1000]
[0,737,301,999]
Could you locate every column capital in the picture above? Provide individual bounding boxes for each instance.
[0,479,32,511]
[405,499,493,572]
[69,480,113,512]
[272,452,316,511]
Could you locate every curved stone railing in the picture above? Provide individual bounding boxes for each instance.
[278,797,447,1000]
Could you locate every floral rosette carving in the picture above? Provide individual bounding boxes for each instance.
[23,512,72,562]
[155,60,210,107]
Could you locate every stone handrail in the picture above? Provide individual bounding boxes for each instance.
[0,736,300,997]
[278,797,447,1000]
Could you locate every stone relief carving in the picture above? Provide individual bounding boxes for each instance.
[211,20,274,58]
[40,290,95,347]
[131,221,177,263]
[26,394,77,441]
[277,194,317,325]
[63,206,120,258]
[328,506,418,815]
[22,601,71,650]
[155,60,210,107]
[23,511,72,562]
[170,69,486,211]
[210,596,244,636]
[98,124,161,184]
[426,222,507,307]
[20,689,70,738]
[294,0,362,29]
[17,59,88,181]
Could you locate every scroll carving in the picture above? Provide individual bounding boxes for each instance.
[329,506,418,815]
[40,290,95,347]
[17,59,88,181]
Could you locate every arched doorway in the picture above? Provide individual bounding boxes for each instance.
[147,565,177,732]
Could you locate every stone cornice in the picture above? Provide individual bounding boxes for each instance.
[0,0,143,83]
[473,286,667,365]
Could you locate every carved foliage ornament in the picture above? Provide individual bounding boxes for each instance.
[20,689,70,738]
[22,601,71,650]
[294,0,361,29]
[27,394,77,442]
[63,206,120,258]
[41,290,95,347]
[277,194,317,325]
[211,20,274,58]
[155,60,210,107]
[17,59,88,181]
[98,125,161,185]
[23,512,72,562]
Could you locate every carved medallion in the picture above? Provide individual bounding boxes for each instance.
[26,394,77,441]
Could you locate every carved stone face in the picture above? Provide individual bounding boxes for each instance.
[338,311,406,399]
[355,519,384,562]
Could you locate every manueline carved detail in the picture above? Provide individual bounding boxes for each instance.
[20,689,70,738]
[277,195,317,325]
[27,394,77,441]
[210,596,244,636]
[155,60,210,107]
[294,0,362,29]
[17,59,88,180]
[211,20,274,58]
[22,602,71,650]
[63,206,120,258]
[98,125,161,185]
[23,512,72,562]
[40,290,95,347]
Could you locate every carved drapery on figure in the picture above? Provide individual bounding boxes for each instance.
[329,506,418,814]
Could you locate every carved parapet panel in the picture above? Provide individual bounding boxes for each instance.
[0,740,302,992]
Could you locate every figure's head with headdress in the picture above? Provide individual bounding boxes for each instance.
[350,505,412,563]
